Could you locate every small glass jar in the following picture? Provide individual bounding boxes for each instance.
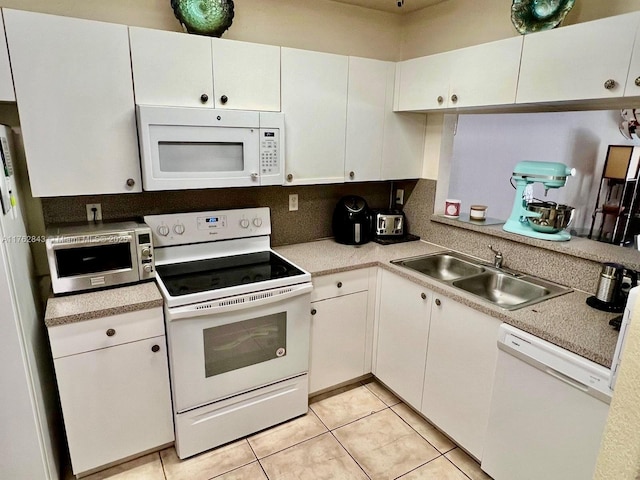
[470,205,488,220]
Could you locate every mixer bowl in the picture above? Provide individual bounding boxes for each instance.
[526,202,575,233]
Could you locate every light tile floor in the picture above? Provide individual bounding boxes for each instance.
[76,380,493,480]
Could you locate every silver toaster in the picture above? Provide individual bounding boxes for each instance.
[374,211,405,237]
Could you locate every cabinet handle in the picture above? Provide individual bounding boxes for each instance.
[437,95,444,104]
[220,95,228,104]
[635,77,640,87]
[421,293,427,300]
[200,93,209,103]
[126,178,135,187]
[311,308,317,315]
[337,281,343,288]
[604,79,616,90]
[287,173,293,182]
[349,171,355,179]
[106,328,116,337]
[435,298,441,306]
[151,344,160,353]
[451,94,458,103]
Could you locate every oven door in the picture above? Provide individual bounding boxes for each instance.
[165,284,312,413]
[137,106,261,191]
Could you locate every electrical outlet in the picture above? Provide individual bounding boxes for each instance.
[289,194,299,212]
[395,189,404,205]
[86,203,102,221]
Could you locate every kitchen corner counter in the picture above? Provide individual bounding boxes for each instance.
[44,282,163,327]
[275,239,620,367]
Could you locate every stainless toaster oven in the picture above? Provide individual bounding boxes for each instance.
[46,221,154,294]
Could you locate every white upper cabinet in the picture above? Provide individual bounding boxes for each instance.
[212,38,280,111]
[517,12,640,104]
[4,9,141,196]
[0,12,14,102]
[281,47,348,185]
[396,36,522,112]
[396,51,451,111]
[129,27,213,108]
[130,28,280,111]
[624,21,640,97]
[346,57,425,182]
[449,36,522,109]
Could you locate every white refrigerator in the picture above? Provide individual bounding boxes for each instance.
[0,124,60,479]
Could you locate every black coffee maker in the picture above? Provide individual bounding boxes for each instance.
[332,196,372,245]
[586,262,638,313]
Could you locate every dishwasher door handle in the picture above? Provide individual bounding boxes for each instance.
[545,367,589,393]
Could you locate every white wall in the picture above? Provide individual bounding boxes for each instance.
[445,111,637,230]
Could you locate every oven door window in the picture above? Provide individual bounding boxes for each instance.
[54,243,133,277]
[203,312,287,377]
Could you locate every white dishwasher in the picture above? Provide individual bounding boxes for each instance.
[481,324,612,480]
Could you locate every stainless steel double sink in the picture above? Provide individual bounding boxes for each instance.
[391,251,572,311]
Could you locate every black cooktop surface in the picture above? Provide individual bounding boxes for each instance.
[156,251,305,297]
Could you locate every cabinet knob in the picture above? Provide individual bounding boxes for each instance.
[421,293,427,300]
[437,95,444,104]
[220,95,228,104]
[349,171,355,179]
[337,281,343,288]
[435,298,441,306]
[451,94,458,103]
[151,344,160,353]
[604,79,616,90]
[126,178,135,187]
[106,328,116,337]
[635,77,640,87]
[287,173,293,182]
[311,308,317,315]
[200,93,209,103]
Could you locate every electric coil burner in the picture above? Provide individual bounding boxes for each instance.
[145,208,312,459]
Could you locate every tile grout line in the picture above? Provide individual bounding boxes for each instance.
[244,440,272,480]
[328,428,373,480]
[158,450,169,480]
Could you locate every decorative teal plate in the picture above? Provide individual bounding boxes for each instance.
[171,0,234,37]
[511,0,575,34]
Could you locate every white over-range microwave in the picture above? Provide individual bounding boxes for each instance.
[136,105,284,190]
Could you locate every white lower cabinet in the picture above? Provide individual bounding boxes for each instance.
[421,295,501,460]
[375,269,431,409]
[309,269,375,394]
[48,307,174,476]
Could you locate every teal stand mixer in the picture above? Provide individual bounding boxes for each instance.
[503,161,576,241]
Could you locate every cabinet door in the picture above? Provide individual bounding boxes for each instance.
[54,336,174,475]
[375,269,431,409]
[625,20,640,97]
[395,52,451,111]
[212,38,280,111]
[421,296,501,459]
[129,26,213,108]
[0,12,14,102]
[309,291,368,394]
[517,12,640,104]
[345,57,387,182]
[449,36,522,108]
[281,47,348,185]
[4,10,141,196]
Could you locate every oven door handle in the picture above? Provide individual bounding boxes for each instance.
[166,282,313,320]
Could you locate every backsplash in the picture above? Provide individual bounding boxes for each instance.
[41,182,394,247]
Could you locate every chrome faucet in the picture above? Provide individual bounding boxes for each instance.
[488,245,503,268]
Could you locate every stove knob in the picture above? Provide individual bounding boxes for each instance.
[141,247,151,257]
[157,225,169,236]
[173,223,185,235]
[253,217,263,227]
[240,218,250,229]
[143,264,153,273]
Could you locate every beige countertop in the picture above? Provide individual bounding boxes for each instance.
[275,238,620,368]
[45,281,163,327]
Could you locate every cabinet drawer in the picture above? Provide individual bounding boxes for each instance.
[48,307,164,358]
[311,269,369,302]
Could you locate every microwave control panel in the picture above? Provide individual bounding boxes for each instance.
[259,129,280,178]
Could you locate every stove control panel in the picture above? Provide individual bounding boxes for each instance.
[144,208,271,247]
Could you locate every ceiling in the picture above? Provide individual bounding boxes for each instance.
[331,0,448,14]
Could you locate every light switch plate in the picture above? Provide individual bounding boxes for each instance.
[289,194,298,211]
[395,189,404,205]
